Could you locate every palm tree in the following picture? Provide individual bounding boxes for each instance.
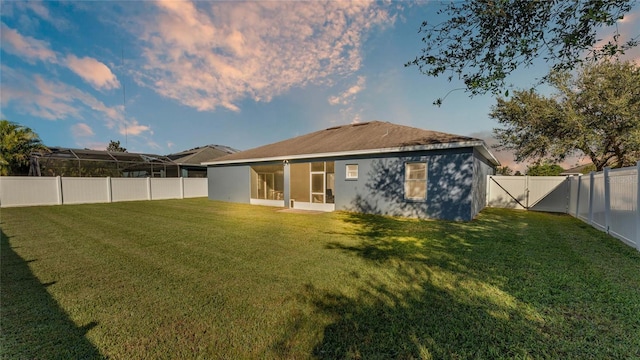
[0,120,48,176]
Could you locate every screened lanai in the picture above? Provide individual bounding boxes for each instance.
[31,147,180,177]
[249,161,335,210]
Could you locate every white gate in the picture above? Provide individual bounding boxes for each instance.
[487,176,569,213]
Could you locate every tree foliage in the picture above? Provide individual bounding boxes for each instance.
[526,162,565,176]
[107,140,127,153]
[406,0,637,104]
[0,120,48,176]
[491,60,640,171]
[496,166,514,176]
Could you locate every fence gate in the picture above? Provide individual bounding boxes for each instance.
[487,176,570,213]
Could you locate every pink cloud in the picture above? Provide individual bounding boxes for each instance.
[71,123,95,137]
[0,23,57,63]
[120,122,151,136]
[328,76,367,105]
[66,55,120,90]
[135,1,396,112]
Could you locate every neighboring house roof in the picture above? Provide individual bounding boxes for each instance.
[560,163,596,175]
[204,121,500,166]
[167,145,239,166]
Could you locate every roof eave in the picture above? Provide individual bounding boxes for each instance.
[203,141,500,166]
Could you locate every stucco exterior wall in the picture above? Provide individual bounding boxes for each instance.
[207,165,250,203]
[334,148,475,221]
[471,148,496,219]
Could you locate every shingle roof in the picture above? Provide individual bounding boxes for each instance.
[167,145,238,165]
[206,121,498,165]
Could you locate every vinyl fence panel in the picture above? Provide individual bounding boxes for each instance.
[607,167,637,247]
[577,176,591,222]
[528,176,568,213]
[111,178,149,202]
[183,178,208,198]
[487,176,527,209]
[61,177,109,204]
[0,176,61,207]
[591,173,607,231]
[150,178,182,200]
[568,177,579,216]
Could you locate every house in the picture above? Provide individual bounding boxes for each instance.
[167,145,239,178]
[204,121,500,220]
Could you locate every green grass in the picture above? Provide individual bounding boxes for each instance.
[2,199,639,359]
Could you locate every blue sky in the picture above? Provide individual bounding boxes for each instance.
[1,1,638,170]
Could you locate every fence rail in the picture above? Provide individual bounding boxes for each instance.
[488,161,640,251]
[0,176,208,208]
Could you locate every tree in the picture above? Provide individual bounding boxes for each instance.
[0,120,49,176]
[526,162,565,176]
[496,166,513,176]
[491,60,640,171]
[107,140,127,152]
[406,0,638,105]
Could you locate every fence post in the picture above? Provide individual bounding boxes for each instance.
[604,167,611,234]
[56,176,63,205]
[106,177,113,203]
[588,171,594,225]
[147,177,152,201]
[636,161,640,251]
[180,177,185,199]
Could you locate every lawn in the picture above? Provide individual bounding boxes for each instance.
[2,199,639,359]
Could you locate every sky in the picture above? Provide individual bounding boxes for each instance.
[1,1,639,171]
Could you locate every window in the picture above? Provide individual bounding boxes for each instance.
[346,164,358,179]
[405,162,427,200]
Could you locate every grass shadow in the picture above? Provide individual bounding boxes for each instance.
[280,208,640,358]
[1,228,103,359]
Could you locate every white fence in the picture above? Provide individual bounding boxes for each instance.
[487,162,640,251]
[0,176,208,208]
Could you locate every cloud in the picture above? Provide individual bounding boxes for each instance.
[593,6,640,64]
[0,22,57,63]
[65,55,121,90]
[4,1,71,31]
[120,123,151,136]
[0,23,120,91]
[328,76,366,105]
[1,66,148,137]
[135,0,396,112]
[71,123,95,137]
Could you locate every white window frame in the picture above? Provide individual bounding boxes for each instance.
[404,162,427,200]
[346,164,359,180]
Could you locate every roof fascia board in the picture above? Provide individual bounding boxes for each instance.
[204,141,499,166]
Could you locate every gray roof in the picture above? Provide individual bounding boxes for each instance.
[167,145,238,165]
[206,121,499,165]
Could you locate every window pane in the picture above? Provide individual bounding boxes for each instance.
[311,162,324,172]
[405,162,427,200]
[406,163,426,180]
[406,182,426,199]
[311,173,324,192]
[346,164,358,179]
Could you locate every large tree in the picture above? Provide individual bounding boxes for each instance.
[407,0,638,104]
[491,60,640,171]
[0,120,48,176]
[107,140,127,152]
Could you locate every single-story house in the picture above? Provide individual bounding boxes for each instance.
[204,121,500,220]
[167,144,239,178]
